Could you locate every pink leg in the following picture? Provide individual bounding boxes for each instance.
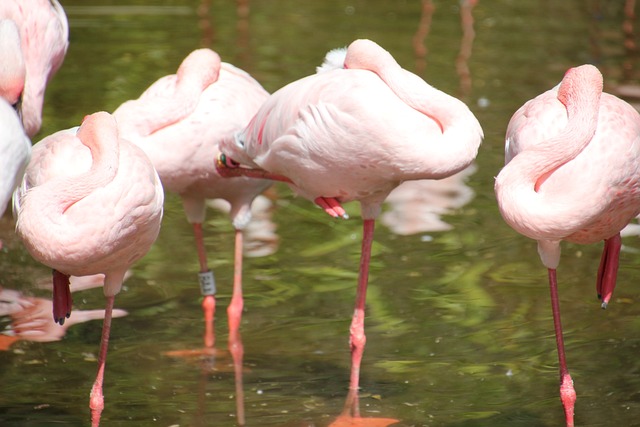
[548,268,576,427]
[348,219,375,392]
[90,295,115,427]
[194,223,216,348]
[216,154,293,183]
[228,229,245,424]
[227,229,244,335]
[52,270,72,325]
[596,234,621,309]
[314,197,349,219]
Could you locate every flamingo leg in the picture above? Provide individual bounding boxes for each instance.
[227,228,244,336]
[596,233,621,309]
[194,222,216,349]
[228,228,245,425]
[348,218,375,392]
[314,197,349,219]
[52,270,72,325]
[548,268,576,427]
[89,295,115,427]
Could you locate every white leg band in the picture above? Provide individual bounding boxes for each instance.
[198,270,216,296]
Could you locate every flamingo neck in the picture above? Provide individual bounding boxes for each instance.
[495,70,602,242]
[344,43,483,180]
[56,119,121,214]
[114,49,220,140]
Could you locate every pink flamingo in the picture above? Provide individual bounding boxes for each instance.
[495,64,640,426]
[113,48,270,348]
[14,112,164,426]
[0,0,68,137]
[217,39,483,394]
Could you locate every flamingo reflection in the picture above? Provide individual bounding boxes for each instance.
[413,0,479,97]
[326,389,399,427]
[381,165,476,236]
[163,325,246,425]
[0,274,128,348]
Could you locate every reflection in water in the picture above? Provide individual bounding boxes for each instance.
[413,0,479,97]
[207,194,280,258]
[456,0,478,97]
[162,194,279,426]
[412,0,435,76]
[327,389,399,427]
[197,0,252,66]
[163,327,246,425]
[0,274,127,347]
[196,0,214,47]
[381,165,476,235]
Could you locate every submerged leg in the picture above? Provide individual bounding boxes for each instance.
[52,270,72,325]
[348,219,375,392]
[548,268,576,427]
[194,222,216,348]
[90,295,115,427]
[596,233,621,309]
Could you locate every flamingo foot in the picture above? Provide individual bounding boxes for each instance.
[560,372,576,427]
[596,234,621,309]
[348,307,367,391]
[216,153,293,183]
[89,381,104,427]
[314,197,349,219]
[52,270,72,325]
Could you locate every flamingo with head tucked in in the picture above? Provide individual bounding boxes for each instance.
[113,48,270,348]
[217,38,483,394]
[14,112,164,426]
[495,64,640,427]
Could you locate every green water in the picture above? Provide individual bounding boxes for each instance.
[1,1,640,426]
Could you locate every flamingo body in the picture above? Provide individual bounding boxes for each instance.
[500,78,640,246]
[15,117,163,296]
[0,0,68,137]
[223,47,481,218]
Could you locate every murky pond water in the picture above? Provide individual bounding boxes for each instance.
[2,1,640,426]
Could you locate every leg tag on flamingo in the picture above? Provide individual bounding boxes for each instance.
[198,270,216,296]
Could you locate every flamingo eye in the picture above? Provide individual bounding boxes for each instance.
[235,133,245,148]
